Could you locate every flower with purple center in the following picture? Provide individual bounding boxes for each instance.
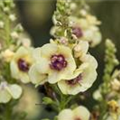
[10,46,34,83]
[69,15,102,47]
[72,27,83,38]
[57,106,90,120]
[58,54,98,95]
[29,42,76,85]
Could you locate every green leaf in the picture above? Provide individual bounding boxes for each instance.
[43,97,53,105]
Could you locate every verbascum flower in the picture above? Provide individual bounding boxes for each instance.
[29,43,76,85]
[111,78,120,91]
[13,85,41,119]
[58,54,98,95]
[10,46,34,83]
[0,81,22,103]
[1,49,14,62]
[17,34,32,47]
[11,31,19,40]
[9,14,16,21]
[57,106,90,120]
[69,15,102,47]
[93,89,103,101]
[106,100,120,120]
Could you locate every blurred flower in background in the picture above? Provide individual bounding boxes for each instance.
[13,85,42,120]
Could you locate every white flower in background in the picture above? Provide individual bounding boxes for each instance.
[70,3,77,11]
[58,106,90,120]
[11,31,19,40]
[29,43,76,85]
[0,21,4,28]
[13,85,41,119]
[69,15,102,47]
[17,34,32,47]
[15,24,24,31]
[9,14,16,21]
[0,81,22,103]
[21,38,31,47]
[1,49,14,62]
[10,46,34,83]
[111,70,120,91]
[3,7,10,13]
[111,78,120,91]
[93,89,103,101]
[79,9,87,16]
[58,54,98,95]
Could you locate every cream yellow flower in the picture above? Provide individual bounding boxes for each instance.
[13,85,41,119]
[69,15,102,47]
[1,49,14,62]
[93,89,102,101]
[58,54,98,95]
[106,100,120,120]
[29,43,76,85]
[9,14,16,21]
[58,106,90,120]
[0,81,22,103]
[111,78,120,91]
[11,31,19,40]
[10,46,34,83]
[17,34,32,47]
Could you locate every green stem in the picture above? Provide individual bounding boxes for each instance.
[5,16,10,47]
[3,103,12,120]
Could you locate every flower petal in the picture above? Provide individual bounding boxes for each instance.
[32,48,42,62]
[58,109,74,120]
[19,73,30,83]
[10,61,19,79]
[80,68,97,86]
[14,46,32,59]
[48,71,63,84]
[8,84,22,99]
[73,106,90,120]
[80,54,98,69]
[29,64,48,85]
[74,40,89,58]
[0,89,11,103]
[41,43,58,58]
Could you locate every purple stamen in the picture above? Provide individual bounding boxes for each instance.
[18,59,29,72]
[75,118,81,120]
[66,74,82,85]
[72,27,83,38]
[50,54,67,71]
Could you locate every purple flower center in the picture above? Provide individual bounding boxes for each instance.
[50,54,67,71]
[75,118,81,120]
[72,27,83,38]
[17,59,29,72]
[66,74,82,85]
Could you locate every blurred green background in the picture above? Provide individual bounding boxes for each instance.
[14,0,120,119]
